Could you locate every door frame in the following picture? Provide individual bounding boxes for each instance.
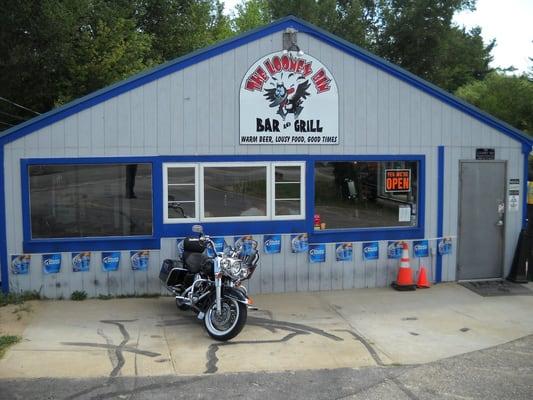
[456,159,507,281]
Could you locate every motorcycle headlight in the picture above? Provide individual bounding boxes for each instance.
[220,258,230,271]
[229,260,244,278]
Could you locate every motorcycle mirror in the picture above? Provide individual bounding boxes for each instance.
[192,224,203,234]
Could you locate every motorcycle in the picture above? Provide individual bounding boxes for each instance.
[159,225,259,341]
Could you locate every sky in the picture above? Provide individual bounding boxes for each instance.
[224,0,532,73]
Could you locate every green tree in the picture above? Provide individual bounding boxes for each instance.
[232,0,272,34]
[134,0,232,62]
[456,71,533,135]
[373,0,492,91]
[0,0,155,118]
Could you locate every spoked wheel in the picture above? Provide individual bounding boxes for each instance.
[204,297,247,341]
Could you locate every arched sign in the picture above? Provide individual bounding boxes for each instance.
[240,51,338,145]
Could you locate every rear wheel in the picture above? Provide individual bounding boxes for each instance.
[204,297,247,341]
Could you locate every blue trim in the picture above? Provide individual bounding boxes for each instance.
[21,157,160,253]
[0,147,8,293]
[436,146,445,283]
[24,238,160,253]
[523,144,532,229]
[19,154,425,253]
[0,16,531,149]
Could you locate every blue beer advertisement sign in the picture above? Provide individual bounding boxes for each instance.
[413,240,430,258]
[362,242,379,261]
[335,243,353,262]
[264,234,282,254]
[102,252,121,272]
[387,241,403,259]
[234,235,255,256]
[176,238,184,257]
[438,238,453,255]
[72,252,91,272]
[309,243,326,263]
[43,253,61,274]
[11,255,31,275]
[291,233,309,253]
[207,237,227,257]
[130,250,149,271]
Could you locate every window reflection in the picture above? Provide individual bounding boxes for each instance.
[29,164,153,238]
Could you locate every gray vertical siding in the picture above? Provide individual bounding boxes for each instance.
[4,31,526,297]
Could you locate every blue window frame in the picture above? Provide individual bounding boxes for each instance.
[20,154,424,253]
[21,157,161,252]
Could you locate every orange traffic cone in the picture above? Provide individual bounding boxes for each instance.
[416,266,431,288]
[391,242,416,291]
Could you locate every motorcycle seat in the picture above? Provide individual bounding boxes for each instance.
[183,252,211,274]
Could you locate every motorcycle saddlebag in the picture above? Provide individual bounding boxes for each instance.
[159,259,187,286]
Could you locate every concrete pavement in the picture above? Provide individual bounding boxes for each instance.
[1,283,533,380]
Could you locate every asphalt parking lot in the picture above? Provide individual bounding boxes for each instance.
[1,283,533,399]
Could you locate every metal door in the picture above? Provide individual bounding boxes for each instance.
[457,161,506,280]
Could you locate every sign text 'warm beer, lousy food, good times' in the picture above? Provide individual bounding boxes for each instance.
[240,52,338,145]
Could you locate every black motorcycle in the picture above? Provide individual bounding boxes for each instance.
[159,225,259,341]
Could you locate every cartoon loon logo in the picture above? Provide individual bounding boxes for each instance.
[264,74,311,120]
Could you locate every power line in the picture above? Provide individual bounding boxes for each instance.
[0,96,40,115]
[0,110,27,121]
[0,120,14,127]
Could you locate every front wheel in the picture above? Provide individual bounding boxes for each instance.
[204,297,247,341]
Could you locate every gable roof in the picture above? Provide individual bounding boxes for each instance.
[1,16,531,148]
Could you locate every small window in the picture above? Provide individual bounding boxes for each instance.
[163,161,305,223]
[201,164,269,220]
[163,164,198,223]
[273,163,305,219]
[314,160,419,229]
[29,163,153,238]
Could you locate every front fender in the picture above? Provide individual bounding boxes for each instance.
[223,286,251,305]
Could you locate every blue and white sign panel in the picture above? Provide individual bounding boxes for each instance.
[207,237,227,257]
[176,238,185,258]
[291,233,309,253]
[130,251,149,271]
[234,235,255,256]
[362,242,379,261]
[335,243,353,262]
[387,241,403,259]
[43,253,61,274]
[438,238,453,255]
[11,255,30,275]
[309,244,326,263]
[413,240,429,258]
[102,252,121,272]
[264,234,282,254]
[72,252,91,272]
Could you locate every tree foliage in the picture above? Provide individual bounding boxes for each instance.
[0,0,529,136]
[456,71,533,135]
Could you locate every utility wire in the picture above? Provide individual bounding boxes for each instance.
[0,96,40,115]
[0,120,14,127]
[0,110,27,121]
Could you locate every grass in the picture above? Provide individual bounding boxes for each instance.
[70,290,88,301]
[0,335,21,359]
[0,291,41,307]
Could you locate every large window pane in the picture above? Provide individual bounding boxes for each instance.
[314,161,418,229]
[204,166,267,218]
[29,164,152,238]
